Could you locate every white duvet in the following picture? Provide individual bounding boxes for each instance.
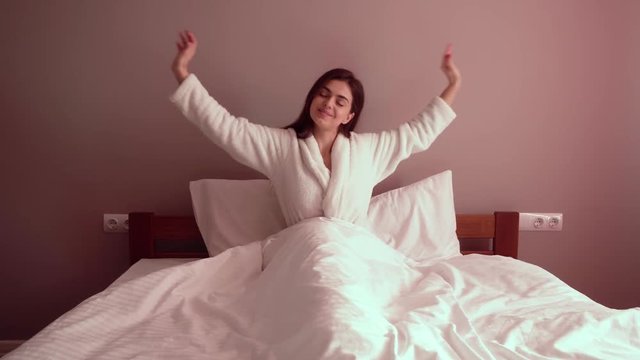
[8,218,640,359]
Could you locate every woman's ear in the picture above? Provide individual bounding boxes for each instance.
[343,112,355,124]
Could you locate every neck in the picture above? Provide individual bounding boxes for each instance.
[312,128,338,154]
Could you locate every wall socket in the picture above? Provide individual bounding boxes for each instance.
[103,214,129,233]
[519,213,563,231]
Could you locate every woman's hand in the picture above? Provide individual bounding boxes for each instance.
[441,44,461,86]
[172,30,198,84]
[439,44,461,106]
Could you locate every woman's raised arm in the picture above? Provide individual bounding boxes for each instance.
[364,44,461,182]
[169,31,290,178]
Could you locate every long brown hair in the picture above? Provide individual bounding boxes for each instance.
[285,68,365,139]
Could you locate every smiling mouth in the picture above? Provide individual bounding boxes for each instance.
[318,109,333,117]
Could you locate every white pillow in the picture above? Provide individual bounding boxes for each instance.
[190,170,459,261]
[189,179,287,256]
[367,170,460,262]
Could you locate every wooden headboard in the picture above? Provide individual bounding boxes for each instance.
[129,212,519,265]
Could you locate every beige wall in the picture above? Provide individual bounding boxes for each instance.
[1,0,638,338]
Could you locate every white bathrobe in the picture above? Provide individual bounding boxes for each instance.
[170,74,456,227]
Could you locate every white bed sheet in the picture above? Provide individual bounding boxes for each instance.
[7,217,640,359]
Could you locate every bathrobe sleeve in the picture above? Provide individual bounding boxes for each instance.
[367,96,456,182]
[169,74,289,177]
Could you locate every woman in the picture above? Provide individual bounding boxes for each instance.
[170,30,461,228]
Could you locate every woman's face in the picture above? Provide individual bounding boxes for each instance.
[309,80,355,133]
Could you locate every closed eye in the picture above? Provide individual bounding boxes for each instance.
[319,86,351,106]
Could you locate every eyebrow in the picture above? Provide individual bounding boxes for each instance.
[321,86,351,103]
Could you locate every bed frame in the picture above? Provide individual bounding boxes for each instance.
[129,212,519,265]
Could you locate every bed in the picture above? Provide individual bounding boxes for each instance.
[6,172,640,359]
[127,211,519,264]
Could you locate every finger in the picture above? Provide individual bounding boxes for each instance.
[441,55,450,69]
[189,32,198,47]
[445,43,453,56]
[445,52,455,66]
[179,31,189,45]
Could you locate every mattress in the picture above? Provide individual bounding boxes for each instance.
[110,258,199,287]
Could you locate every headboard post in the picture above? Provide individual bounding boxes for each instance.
[129,212,154,264]
[494,211,519,258]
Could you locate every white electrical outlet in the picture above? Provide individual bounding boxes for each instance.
[103,214,129,233]
[519,213,563,231]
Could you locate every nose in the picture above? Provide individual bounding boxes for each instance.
[322,97,334,108]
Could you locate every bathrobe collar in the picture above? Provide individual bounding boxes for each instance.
[301,135,330,190]
[300,133,350,218]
